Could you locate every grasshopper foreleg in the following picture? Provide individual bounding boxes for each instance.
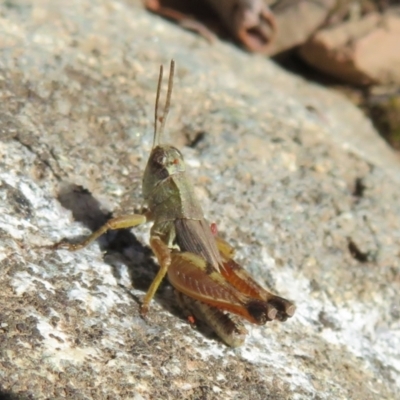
[51,214,148,251]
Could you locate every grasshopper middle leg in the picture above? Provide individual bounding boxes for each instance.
[140,236,171,316]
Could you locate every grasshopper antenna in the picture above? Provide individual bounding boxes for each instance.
[153,59,175,147]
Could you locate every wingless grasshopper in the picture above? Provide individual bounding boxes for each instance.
[51,60,295,346]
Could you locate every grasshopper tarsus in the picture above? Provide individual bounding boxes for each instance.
[139,305,149,318]
[52,240,80,251]
[43,238,84,252]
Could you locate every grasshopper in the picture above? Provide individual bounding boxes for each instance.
[51,60,295,346]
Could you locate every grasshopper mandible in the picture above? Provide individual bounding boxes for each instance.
[51,60,295,346]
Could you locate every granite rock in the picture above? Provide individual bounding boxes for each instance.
[0,0,400,399]
[299,9,400,85]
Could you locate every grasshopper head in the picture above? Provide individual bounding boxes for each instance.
[142,60,186,201]
[142,144,185,200]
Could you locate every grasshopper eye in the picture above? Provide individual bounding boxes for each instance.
[171,149,183,162]
[155,155,166,166]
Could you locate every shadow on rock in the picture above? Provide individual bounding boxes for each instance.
[56,182,185,320]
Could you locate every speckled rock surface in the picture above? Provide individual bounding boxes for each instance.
[1,1,400,399]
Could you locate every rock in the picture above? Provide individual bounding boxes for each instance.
[267,0,336,55]
[0,0,400,399]
[299,8,400,85]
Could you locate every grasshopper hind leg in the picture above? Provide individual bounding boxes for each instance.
[167,251,278,325]
[215,235,296,321]
[176,291,248,348]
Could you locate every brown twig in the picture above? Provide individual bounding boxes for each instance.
[204,0,276,52]
[144,0,216,43]
[144,0,277,52]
